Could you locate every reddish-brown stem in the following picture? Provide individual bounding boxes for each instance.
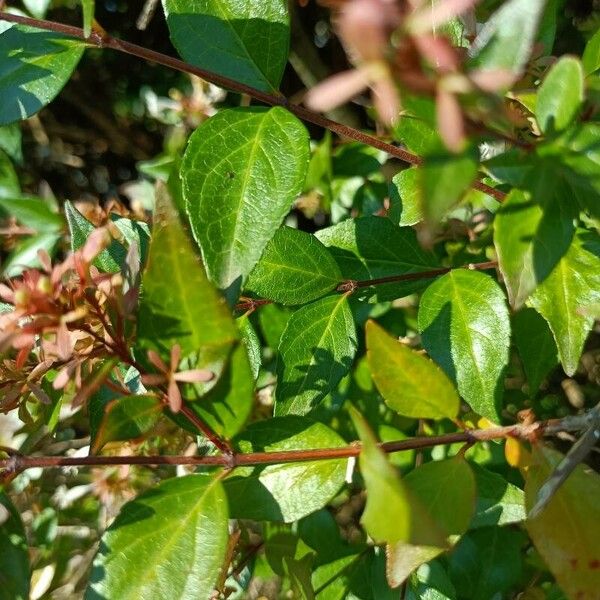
[0,11,506,203]
[179,404,233,455]
[0,414,592,476]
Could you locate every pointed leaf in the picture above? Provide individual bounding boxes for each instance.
[81,0,95,38]
[0,196,63,232]
[525,446,600,600]
[90,394,162,454]
[469,0,546,75]
[418,269,510,422]
[582,27,600,75]
[389,167,424,226]
[246,226,341,305]
[366,320,459,420]
[512,308,558,394]
[182,107,309,301]
[494,189,574,309]
[137,184,238,383]
[86,474,228,600]
[163,0,290,92]
[0,24,85,125]
[275,294,357,415]
[530,230,600,375]
[536,57,584,134]
[0,492,29,600]
[315,217,439,302]
[224,416,347,522]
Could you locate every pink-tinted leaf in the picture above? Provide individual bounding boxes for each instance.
[168,378,182,413]
[436,87,466,152]
[173,369,214,383]
[305,69,370,113]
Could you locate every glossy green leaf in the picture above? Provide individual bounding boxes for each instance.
[86,474,228,600]
[469,0,546,75]
[525,446,600,600]
[448,527,525,600]
[366,321,459,420]
[81,0,95,37]
[137,184,238,384]
[163,0,289,92]
[420,147,479,225]
[389,167,423,227]
[582,27,600,75]
[275,294,357,415]
[0,492,29,600]
[512,308,558,394]
[406,561,456,600]
[3,232,61,277]
[90,394,162,454]
[0,24,85,126]
[0,196,63,232]
[418,269,510,422]
[224,416,347,522]
[0,123,22,164]
[238,314,261,380]
[352,410,446,547]
[182,107,309,301]
[169,341,254,438]
[0,150,19,198]
[470,463,525,529]
[536,57,584,134]
[315,217,439,302]
[246,226,341,305]
[494,189,574,309]
[530,230,600,375]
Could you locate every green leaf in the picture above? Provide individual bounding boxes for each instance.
[86,474,228,600]
[315,217,439,302]
[275,294,357,415]
[163,0,289,92]
[418,270,510,422]
[366,321,459,420]
[389,167,424,227]
[0,24,85,126]
[512,308,558,394]
[90,394,162,454]
[407,561,456,600]
[494,189,574,309]
[3,232,61,277]
[448,527,525,600]
[536,57,584,134]
[525,446,600,600]
[81,0,95,38]
[582,27,600,75]
[238,314,261,380]
[245,226,341,305]
[22,0,52,18]
[182,107,309,301]
[530,230,600,375]
[470,463,525,528]
[169,341,254,438]
[137,184,238,383]
[224,416,347,522]
[420,147,479,225]
[0,492,30,600]
[0,150,20,198]
[0,196,63,232]
[0,123,22,164]
[468,0,546,75]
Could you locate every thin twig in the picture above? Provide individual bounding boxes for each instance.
[0,11,506,202]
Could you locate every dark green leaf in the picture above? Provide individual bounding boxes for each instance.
[246,226,341,305]
[494,189,574,309]
[468,0,546,76]
[275,294,357,415]
[0,24,84,126]
[536,57,584,134]
[418,269,510,422]
[224,416,347,522]
[470,463,525,529]
[389,167,423,227]
[137,184,238,385]
[0,492,29,600]
[512,308,558,394]
[406,561,456,600]
[86,474,228,600]
[0,124,22,164]
[181,107,309,301]
[0,150,19,198]
[525,446,600,600]
[366,321,459,420]
[163,0,289,92]
[530,230,600,375]
[90,394,162,454]
[315,217,439,302]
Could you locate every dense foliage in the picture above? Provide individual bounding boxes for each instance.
[0,0,599,599]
